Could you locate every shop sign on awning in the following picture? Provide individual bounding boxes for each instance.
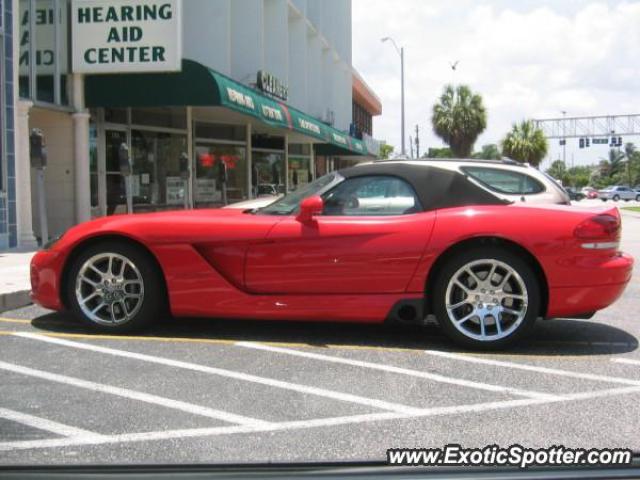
[85,59,369,156]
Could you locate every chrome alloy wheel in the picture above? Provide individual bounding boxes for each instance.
[444,259,528,342]
[75,253,145,326]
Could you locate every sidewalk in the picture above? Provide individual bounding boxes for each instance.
[0,249,36,313]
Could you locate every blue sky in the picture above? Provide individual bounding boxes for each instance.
[352,0,640,169]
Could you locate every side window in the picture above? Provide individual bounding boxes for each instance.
[322,176,422,216]
[462,167,545,195]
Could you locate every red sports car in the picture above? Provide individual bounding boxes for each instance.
[31,161,633,349]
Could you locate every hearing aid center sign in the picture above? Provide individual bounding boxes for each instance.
[71,0,182,74]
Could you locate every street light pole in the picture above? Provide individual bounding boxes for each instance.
[561,110,567,167]
[400,47,405,156]
[382,37,406,156]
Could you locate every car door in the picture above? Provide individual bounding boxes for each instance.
[620,187,634,200]
[244,175,436,294]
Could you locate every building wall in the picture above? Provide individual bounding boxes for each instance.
[1,0,17,249]
[29,108,75,240]
[182,0,231,75]
[182,0,353,132]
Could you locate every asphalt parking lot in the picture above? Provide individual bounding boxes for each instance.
[1,207,639,465]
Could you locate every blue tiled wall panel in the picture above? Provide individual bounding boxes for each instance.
[7,152,14,177]
[2,0,16,249]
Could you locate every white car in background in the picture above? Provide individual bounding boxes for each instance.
[598,186,639,202]
[225,158,571,210]
[413,158,571,205]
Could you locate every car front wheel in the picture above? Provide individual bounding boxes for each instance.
[68,241,165,332]
[432,247,540,349]
[613,195,620,201]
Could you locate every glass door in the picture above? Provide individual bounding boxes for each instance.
[105,129,128,215]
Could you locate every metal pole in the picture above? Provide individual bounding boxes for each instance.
[400,47,406,156]
[126,176,133,214]
[183,179,189,210]
[36,169,48,245]
[562,111,567,167]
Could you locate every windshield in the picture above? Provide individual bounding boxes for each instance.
[258,172,344,215]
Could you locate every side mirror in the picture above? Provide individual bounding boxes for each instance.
[297,195,323,223]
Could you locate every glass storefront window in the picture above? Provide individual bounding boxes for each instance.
[288,157,312,192]
[194,144,247,207]
[289,144,311,156]
[104,108,128,124]
[195,124,245,142]
[89,121,98,210]
[131,130,187,212]
[253,150,285,196]
[131,108,187,130]
[19,0,70,105]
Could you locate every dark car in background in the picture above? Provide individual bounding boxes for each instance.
[565,187,585,201]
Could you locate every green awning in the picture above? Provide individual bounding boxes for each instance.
[85,59,369,156]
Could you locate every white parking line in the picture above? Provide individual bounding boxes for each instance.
[0,407,103,439]
[612,358,640,366]
[12,333,424,415]
[236,341,559,400]
[424,350,640,386]
[3,384,640,452]
[0,361,270,427]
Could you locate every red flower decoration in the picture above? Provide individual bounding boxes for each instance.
[199,153,215,168]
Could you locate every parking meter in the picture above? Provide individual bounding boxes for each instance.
[30,129,49,245]
[30,129,48,169]
[118,143,133,214]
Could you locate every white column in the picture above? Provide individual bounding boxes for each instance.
[284,134,289,192]
[15,100,38,248]
[246,123,252,199]
[71,73,91,224]
[186,106,194,208]
[310,142,315,180]
[72,112,91,224]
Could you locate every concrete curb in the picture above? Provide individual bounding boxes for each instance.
[0,290,32,313]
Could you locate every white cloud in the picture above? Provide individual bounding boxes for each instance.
[352,0,640,167]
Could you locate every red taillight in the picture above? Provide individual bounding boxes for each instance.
[574,214,620,240]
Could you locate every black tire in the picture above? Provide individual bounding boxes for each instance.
[431,246,541,350]
[613,195,620,201]
[636,195,640,202]
[67,241,166,333]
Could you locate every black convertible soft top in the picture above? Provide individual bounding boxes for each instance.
[339,162,509,211]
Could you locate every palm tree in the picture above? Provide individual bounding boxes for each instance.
[624,143,636,186]
[431,85,487,158]
[598,149,625,179]
[500,120,548,167]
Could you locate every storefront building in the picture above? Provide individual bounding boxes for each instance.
[9,0,383,249]
[0,0,17,249]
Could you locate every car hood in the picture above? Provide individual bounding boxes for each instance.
[56,208,281,250]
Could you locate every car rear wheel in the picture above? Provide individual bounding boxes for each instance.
[432,247,540,349]
[613,195,620,201]
[636,195,640,202]
[68,241,165,332]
